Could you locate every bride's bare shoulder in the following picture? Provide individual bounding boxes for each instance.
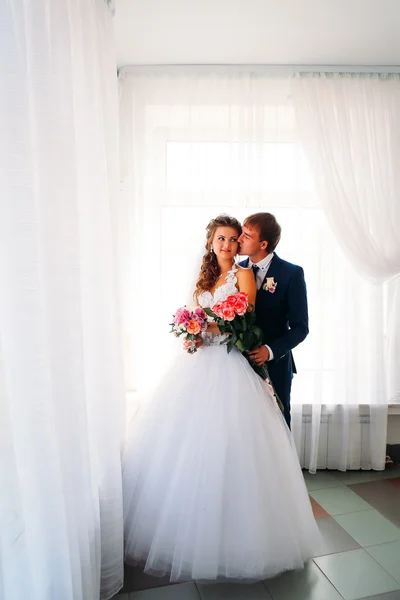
[236,265,253,279]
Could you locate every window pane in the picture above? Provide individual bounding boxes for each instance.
[166,142,315,193]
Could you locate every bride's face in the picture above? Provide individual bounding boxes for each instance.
[211,227,239,260]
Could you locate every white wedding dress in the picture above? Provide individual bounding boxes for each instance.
[122,266,320,583]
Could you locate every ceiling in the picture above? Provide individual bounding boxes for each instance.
[114,0,400,69]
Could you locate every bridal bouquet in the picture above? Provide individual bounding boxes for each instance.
[170,306,208,353]
[204,292,284,413]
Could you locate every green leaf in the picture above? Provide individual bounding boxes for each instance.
[236,339,246,353]
[246,312,256,326]
[252,324,262,337]
[243,332,252,348]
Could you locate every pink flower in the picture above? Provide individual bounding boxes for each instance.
[193,307,206,319]
[221,305,235,321]
[235,300,247,316]
[211,300,224,318]
[192,307,207,329]
[224,293,248,316]
[174,307,191,326]
[264,278,277,294]
[225,296,238,308]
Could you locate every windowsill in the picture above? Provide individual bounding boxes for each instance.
[127,391,400,415]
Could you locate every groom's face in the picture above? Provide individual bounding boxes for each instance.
[238,225,268,258]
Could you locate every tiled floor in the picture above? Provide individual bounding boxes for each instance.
[114,466,400,600]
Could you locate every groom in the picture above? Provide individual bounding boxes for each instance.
[238,213,309,429]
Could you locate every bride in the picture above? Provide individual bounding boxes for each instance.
[122,214,320,583]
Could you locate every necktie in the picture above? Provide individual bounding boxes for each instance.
[252,264,259,281]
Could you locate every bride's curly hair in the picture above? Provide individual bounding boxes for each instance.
[194,214,242,300]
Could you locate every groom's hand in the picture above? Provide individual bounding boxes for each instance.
[248,346,270,365]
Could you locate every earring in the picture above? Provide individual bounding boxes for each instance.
[210,246,214,253]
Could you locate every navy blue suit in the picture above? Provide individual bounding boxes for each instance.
[239,254,309,428]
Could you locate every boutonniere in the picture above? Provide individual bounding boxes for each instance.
[263,277,277,293]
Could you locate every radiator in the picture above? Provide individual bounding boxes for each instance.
[293,404,379,471]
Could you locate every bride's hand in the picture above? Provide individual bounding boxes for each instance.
[183,338,203,351]
[206,322,220,334]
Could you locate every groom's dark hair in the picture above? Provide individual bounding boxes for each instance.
[244,213,281,253]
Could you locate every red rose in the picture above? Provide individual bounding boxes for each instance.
[221,306,235,321]
[211,300,224,317]
[224,297,237,309]
[234,299,248,316]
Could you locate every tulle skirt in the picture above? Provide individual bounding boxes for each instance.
[122,345,320,582]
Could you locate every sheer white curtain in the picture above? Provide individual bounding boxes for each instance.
[292,73,400,469]
[0,2,125,599]
[118,69,389,471]
[292,73,400,402]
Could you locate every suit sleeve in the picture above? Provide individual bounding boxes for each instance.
[268,266,309,362]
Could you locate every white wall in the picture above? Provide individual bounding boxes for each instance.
[388,407,400,444]
[115,0,400,68]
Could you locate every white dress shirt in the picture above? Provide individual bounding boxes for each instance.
[248,253,275,290]
[248,253,275,361]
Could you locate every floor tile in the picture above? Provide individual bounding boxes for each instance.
[387,478,400,488]
[314,548,399,600]
[330,470,389,486]
[197,582,272,599]
[314,518,361,557]
[120,564,136,593]
[334,510,400,547]
[264,560,343,600]
[380,508,400,529]
[384,466,400,479]
[349,480,400,508]
[131,582,200,599]
[303,471,344,491]
[349,481,400,527]
[366,541,400,584]
[350,481,400,505]
[310,496,331,519]
[357,592,400,600]
[122,565,175,592]
[310,486,372,515]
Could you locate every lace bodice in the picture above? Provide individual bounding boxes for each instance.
[197,265,239,308]
[197,265,239,347]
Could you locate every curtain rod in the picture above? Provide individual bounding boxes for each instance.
[118,64,400,75]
